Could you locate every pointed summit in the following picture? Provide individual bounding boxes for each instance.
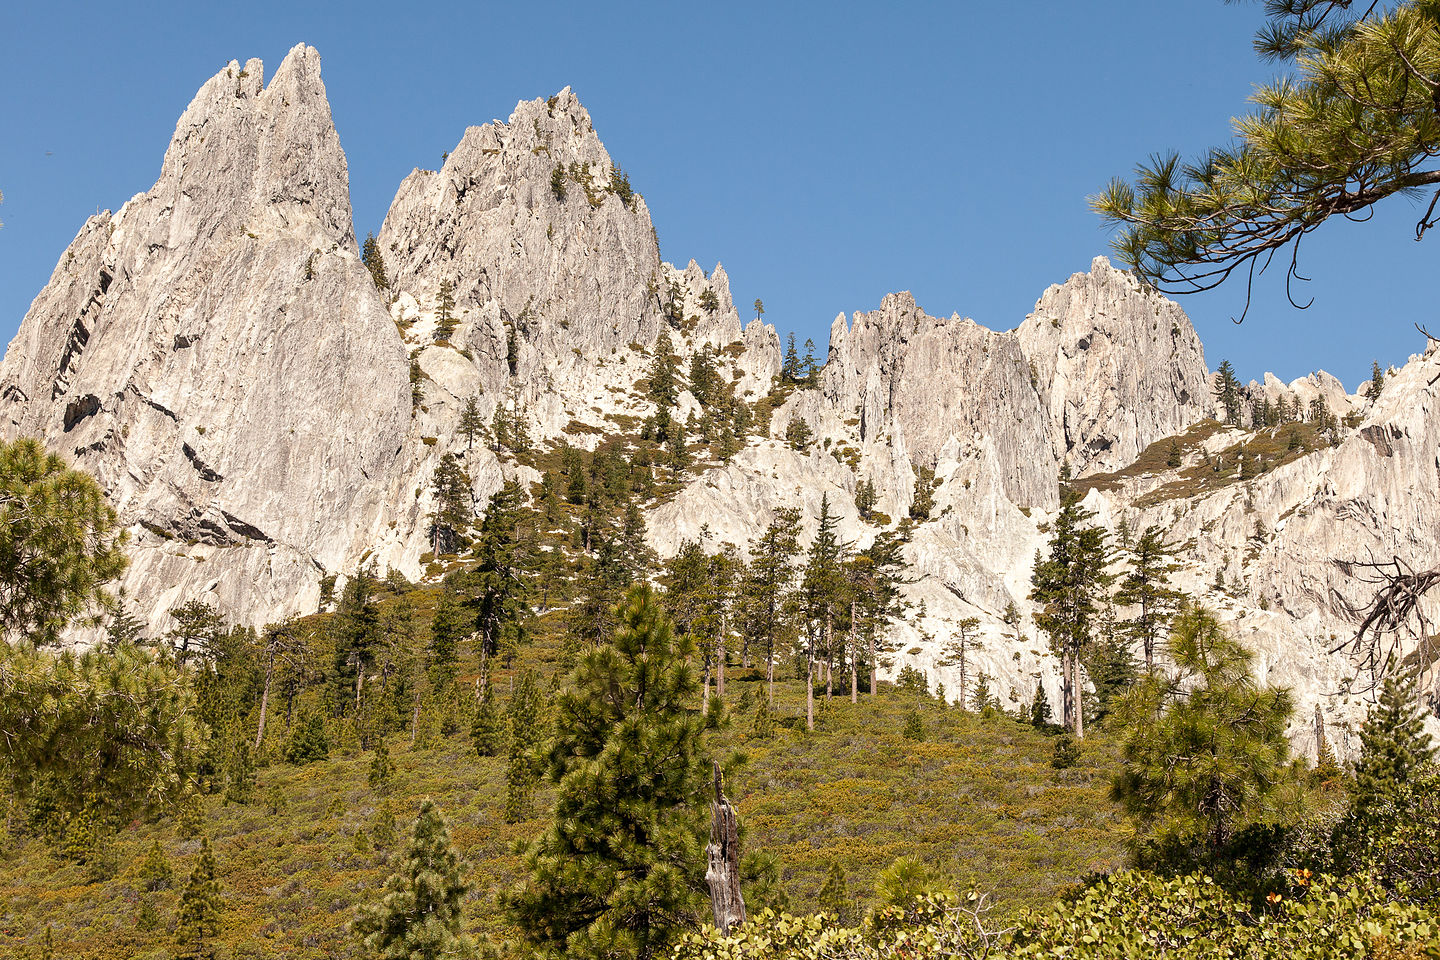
[0,45,411,633]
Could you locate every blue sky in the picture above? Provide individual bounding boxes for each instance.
[2,1,1434,388]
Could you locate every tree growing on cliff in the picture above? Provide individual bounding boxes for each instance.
[361,232,388,293]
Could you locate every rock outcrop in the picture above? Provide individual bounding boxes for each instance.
[0,45,414,633]
[5,52,1436,757]
[1017,256,1211,476]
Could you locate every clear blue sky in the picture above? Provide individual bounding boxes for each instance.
[2,1,1433,389]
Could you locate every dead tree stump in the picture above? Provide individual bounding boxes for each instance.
[704,760,746,934]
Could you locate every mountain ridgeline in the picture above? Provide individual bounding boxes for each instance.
[4,43,1439,758]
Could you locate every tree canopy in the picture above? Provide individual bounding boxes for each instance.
[1094,1,1440,316]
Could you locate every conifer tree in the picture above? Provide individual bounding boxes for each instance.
[137,838,173,891]
[818,859,851,924]
[800,495,847,729]
[1116,524,1184,673]
[430,454,472,556]
[1111,605,1293,859]
[1351,674,1435,820]
[284,707,329,765]
[649,332,679,409]
[427,590,466,691]
[939,617,983,710]
[909,465,937,520]
[368,738,395,793]
[780,333,801,384]
[166,599,224,669]
[468,481,531,674]
[175,838,222,960]
[1030,682,1053,729]
[740,507,803,700]
[459,395,485,451]
[1213,361,1243,425]
[1030,488,1114,737]
[435,279,457,342]
[362,232,389,293]
[1370,360,1387,403]
[354,799,474,960]
[508,586,708,960]
[504,670,544,823]
[469,681,504,757]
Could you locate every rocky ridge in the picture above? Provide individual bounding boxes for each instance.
[3,49,1436,754]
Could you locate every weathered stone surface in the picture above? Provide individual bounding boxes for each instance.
[1017,256,1211,476]
[8,56,1438,755]
[0,46,415,633]
[818,293,1059,510]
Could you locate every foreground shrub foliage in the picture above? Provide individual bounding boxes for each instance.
[675,872,1439,959]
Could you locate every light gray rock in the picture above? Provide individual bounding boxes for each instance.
[0,45,414,634]
[1017,256,1211,476]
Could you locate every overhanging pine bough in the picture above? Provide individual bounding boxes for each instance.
[1093,0,1440,319]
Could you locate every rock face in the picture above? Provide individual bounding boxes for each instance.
[6,51,1437,756]
[1016,256,1211,476]
[0,45,414,632]
[819,293,1058,510]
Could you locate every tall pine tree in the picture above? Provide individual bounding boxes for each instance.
[507,586,708,960]
[353,799,474,960]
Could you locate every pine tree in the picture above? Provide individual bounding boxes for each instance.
[781,333,801,384]
[354,799,474,959]
[939,617,983,710]
[429,454,472,556]
[648,332,679,409]
[469,681,504,757]
[740,507,802,701]
[1213,361,1242,425]
[818,859,851,924]
[1030,488,1114,737]
[909,465,937,520]
[504,670,544,823]
[435,279,457,342]
[1110,605,1293,859]
[1352,674,1436,820]
[1370,360,1387,403]
[800,495,848,730]
[174,838,222,959]
[508,586,708,960]
[468,481,532,673]
[1116,525,1184,673]
[368,738,395,793]
[854,478,878,520]
[1030,682,1053,729]
[362,233,389,292]
[427,590,466,690]
[137,838,173,891]
[459,395,485,451]
[284,708,329,765]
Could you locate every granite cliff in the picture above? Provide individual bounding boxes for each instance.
[4,47,1436,755]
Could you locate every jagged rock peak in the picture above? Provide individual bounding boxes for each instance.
[0,43,411,634]
[378,86,665,391]
[157,44,357,249]
[820,290,1060,511]
[1017,255,1211,475]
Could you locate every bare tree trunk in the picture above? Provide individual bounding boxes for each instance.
[716,620,726,700]
[254,650,275,753]
[702,663,711,716]
[767,649,775,703]
[705,760,747,934]
[824,619,834,701]
[1062,650,1074,733]
[870,629,877,696]
[1073,649,1085,740]
[806,644,815,732]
